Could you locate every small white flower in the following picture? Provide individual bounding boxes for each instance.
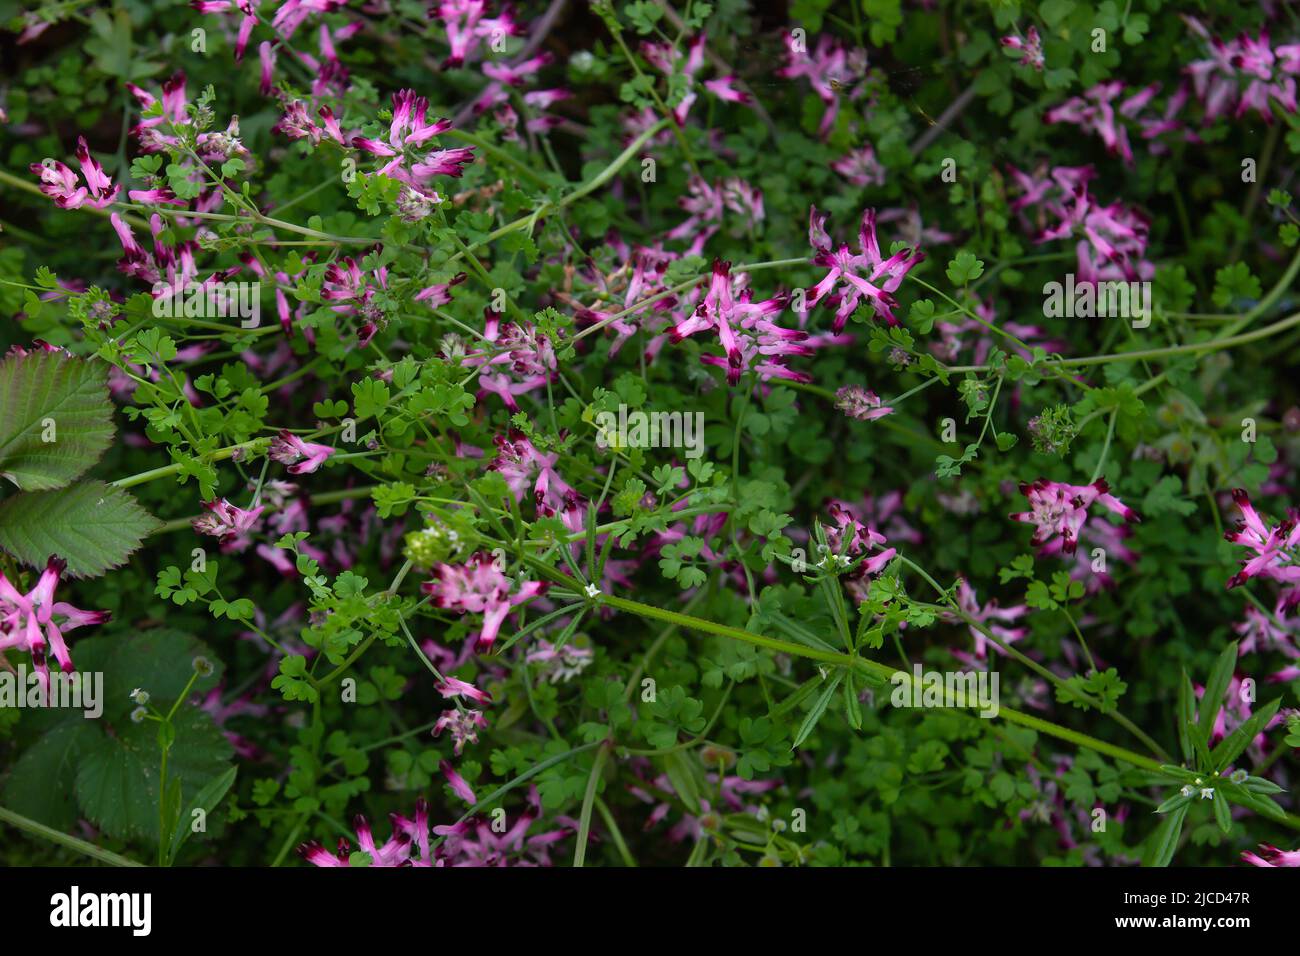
[1180,785,1195,797]
[584,583,601,599]
[1199,788,1215,800]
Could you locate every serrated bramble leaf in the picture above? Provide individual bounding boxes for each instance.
[0,352,115,490]
[0,480,159,578]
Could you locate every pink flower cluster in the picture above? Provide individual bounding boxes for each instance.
[422,553,547,651]
[1045,81,1194,165]
[778,35,870,138]
[1184,17,1300,120]
[1010,478,1138,556]
[1223,489,1300,589]
[0,557,110,693]
[351,89,476,199]
[805,206,924,331]
[1009,165,1152,284]
[642,33,750,126]
[1000,27,1044,71]
[669,260,810,386]
[300,787,576,866]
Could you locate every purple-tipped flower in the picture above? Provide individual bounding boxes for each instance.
[433,709,488,755]
[422,553,547,652]
[192,498,265,542]
[435,674,493,704]
[30,137,120,210]
[436,0,523,68]
[670,260,810,386]
[441,759,478,804]
[352,89,474,187]
[1010,478,1138,556]
[1184,17,1300,121]
[269,430,336,474]
[835,384,893,422]
[642,33,751,125]
[945,579,1028,659]
[805,206,924,332]
[0,557,110,695]
[1224,488,1300,589]
[1000,26,1044,71]
[778,35,869,138]
[1242,844,1300,867]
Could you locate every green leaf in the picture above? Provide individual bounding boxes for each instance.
[0,481,159,578]
[0,352,114,491]
[1177,669,1196,763]
[79,628,225,723]
[1212,790,1233,834]
[1198,641,1238,743]
[1,722,101,830]
[792,670,844,749]
[945,251,985,285]
[166,766,238,864]
[1143,801,1188,867]
[1211,697,1282,772]
[76,708,234,845]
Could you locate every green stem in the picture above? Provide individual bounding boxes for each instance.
[592,589,1243,816]
[0,806,144,867]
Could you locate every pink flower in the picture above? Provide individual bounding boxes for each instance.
[1233,596,1300,658]
[1242,844,1300,867]
[832,145,887,187]
[422,553,547,651]
[778,35,869,138]
[1009,165,1152,284]
[273,100,348,146]
[433,708,488,755]
[1039,520,1137,593]
[835,384,892,421]
[433,785,576,866]
[1224,488,1300,589]
[29,137,120,210]
[568,244,679,357]
[300,813,417,867]
[191,0,260,61]
[436,0,523,68]
[192,498,265,542]
[1010,478,1138,555]
[435,675,493,704]
[441,759,478,804]
[414,274,470,309]
[665,176,764,255]
[944,579,1028,659]
[1000,26,1044,71]
[824,501,897,578]
[352,89,474,188]
[462,313,557,410]
[1184,17,1300,121]
[1045,81,1137,164]
[805,206,924,332]
[526,639,594,683]
[930,299,1065,367]
[669,259,810,386]
[0,557,110,694]
[269,430,336,474]
[641,33,750,125]
[490,432,580,519]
